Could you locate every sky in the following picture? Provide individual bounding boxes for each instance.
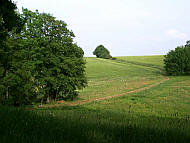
[15,0,190,57]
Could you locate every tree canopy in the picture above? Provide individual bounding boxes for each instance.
[164,41,190,76]
[20,9,87,103]
[0,0,25,105]
[93,45,112,59]
[0,5,87,105]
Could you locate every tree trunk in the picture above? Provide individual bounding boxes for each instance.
[46,94,50,103]
[54,93,57,102]
[6,86,9,99]
[5,71,9,99]
[53,90,57,102]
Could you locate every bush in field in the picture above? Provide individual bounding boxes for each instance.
[93,45,112,59]
[164,41,190,75]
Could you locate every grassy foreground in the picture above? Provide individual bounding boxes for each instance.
[1,55,190,143]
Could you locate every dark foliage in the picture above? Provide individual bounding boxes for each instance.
[0,0,26,105]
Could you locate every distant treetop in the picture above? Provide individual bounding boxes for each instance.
[93,45,112,59]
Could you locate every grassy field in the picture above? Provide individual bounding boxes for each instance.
[117,55,164,67]
[1,55,190,143]
[74,57,164,101]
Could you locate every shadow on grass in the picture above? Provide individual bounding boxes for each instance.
[0,106,190,143]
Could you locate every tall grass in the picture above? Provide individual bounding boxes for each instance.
[0,106,190,143]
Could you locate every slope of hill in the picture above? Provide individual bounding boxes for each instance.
[1,56,190,143]
[117,55,164,67]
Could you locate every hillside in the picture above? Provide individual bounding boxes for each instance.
[1,56,190,143]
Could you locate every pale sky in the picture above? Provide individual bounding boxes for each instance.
[15,0,190,57]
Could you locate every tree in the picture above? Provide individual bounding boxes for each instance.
[1,6,87,105]
[20,9,87,102]
[0,0,26,105]
[164,42,190,75]
[93,45,112,59]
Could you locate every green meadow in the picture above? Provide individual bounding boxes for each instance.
[1,55,190,143]
[117,55,164,67]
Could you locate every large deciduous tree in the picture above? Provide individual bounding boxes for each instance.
[20,9,87,102]
[1,6,87,105]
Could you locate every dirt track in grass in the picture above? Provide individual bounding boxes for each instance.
[54,59,169,107]
[57,77,170,106]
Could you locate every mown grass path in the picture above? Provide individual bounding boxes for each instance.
[61,77,169,106]
[57,58,170,106]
